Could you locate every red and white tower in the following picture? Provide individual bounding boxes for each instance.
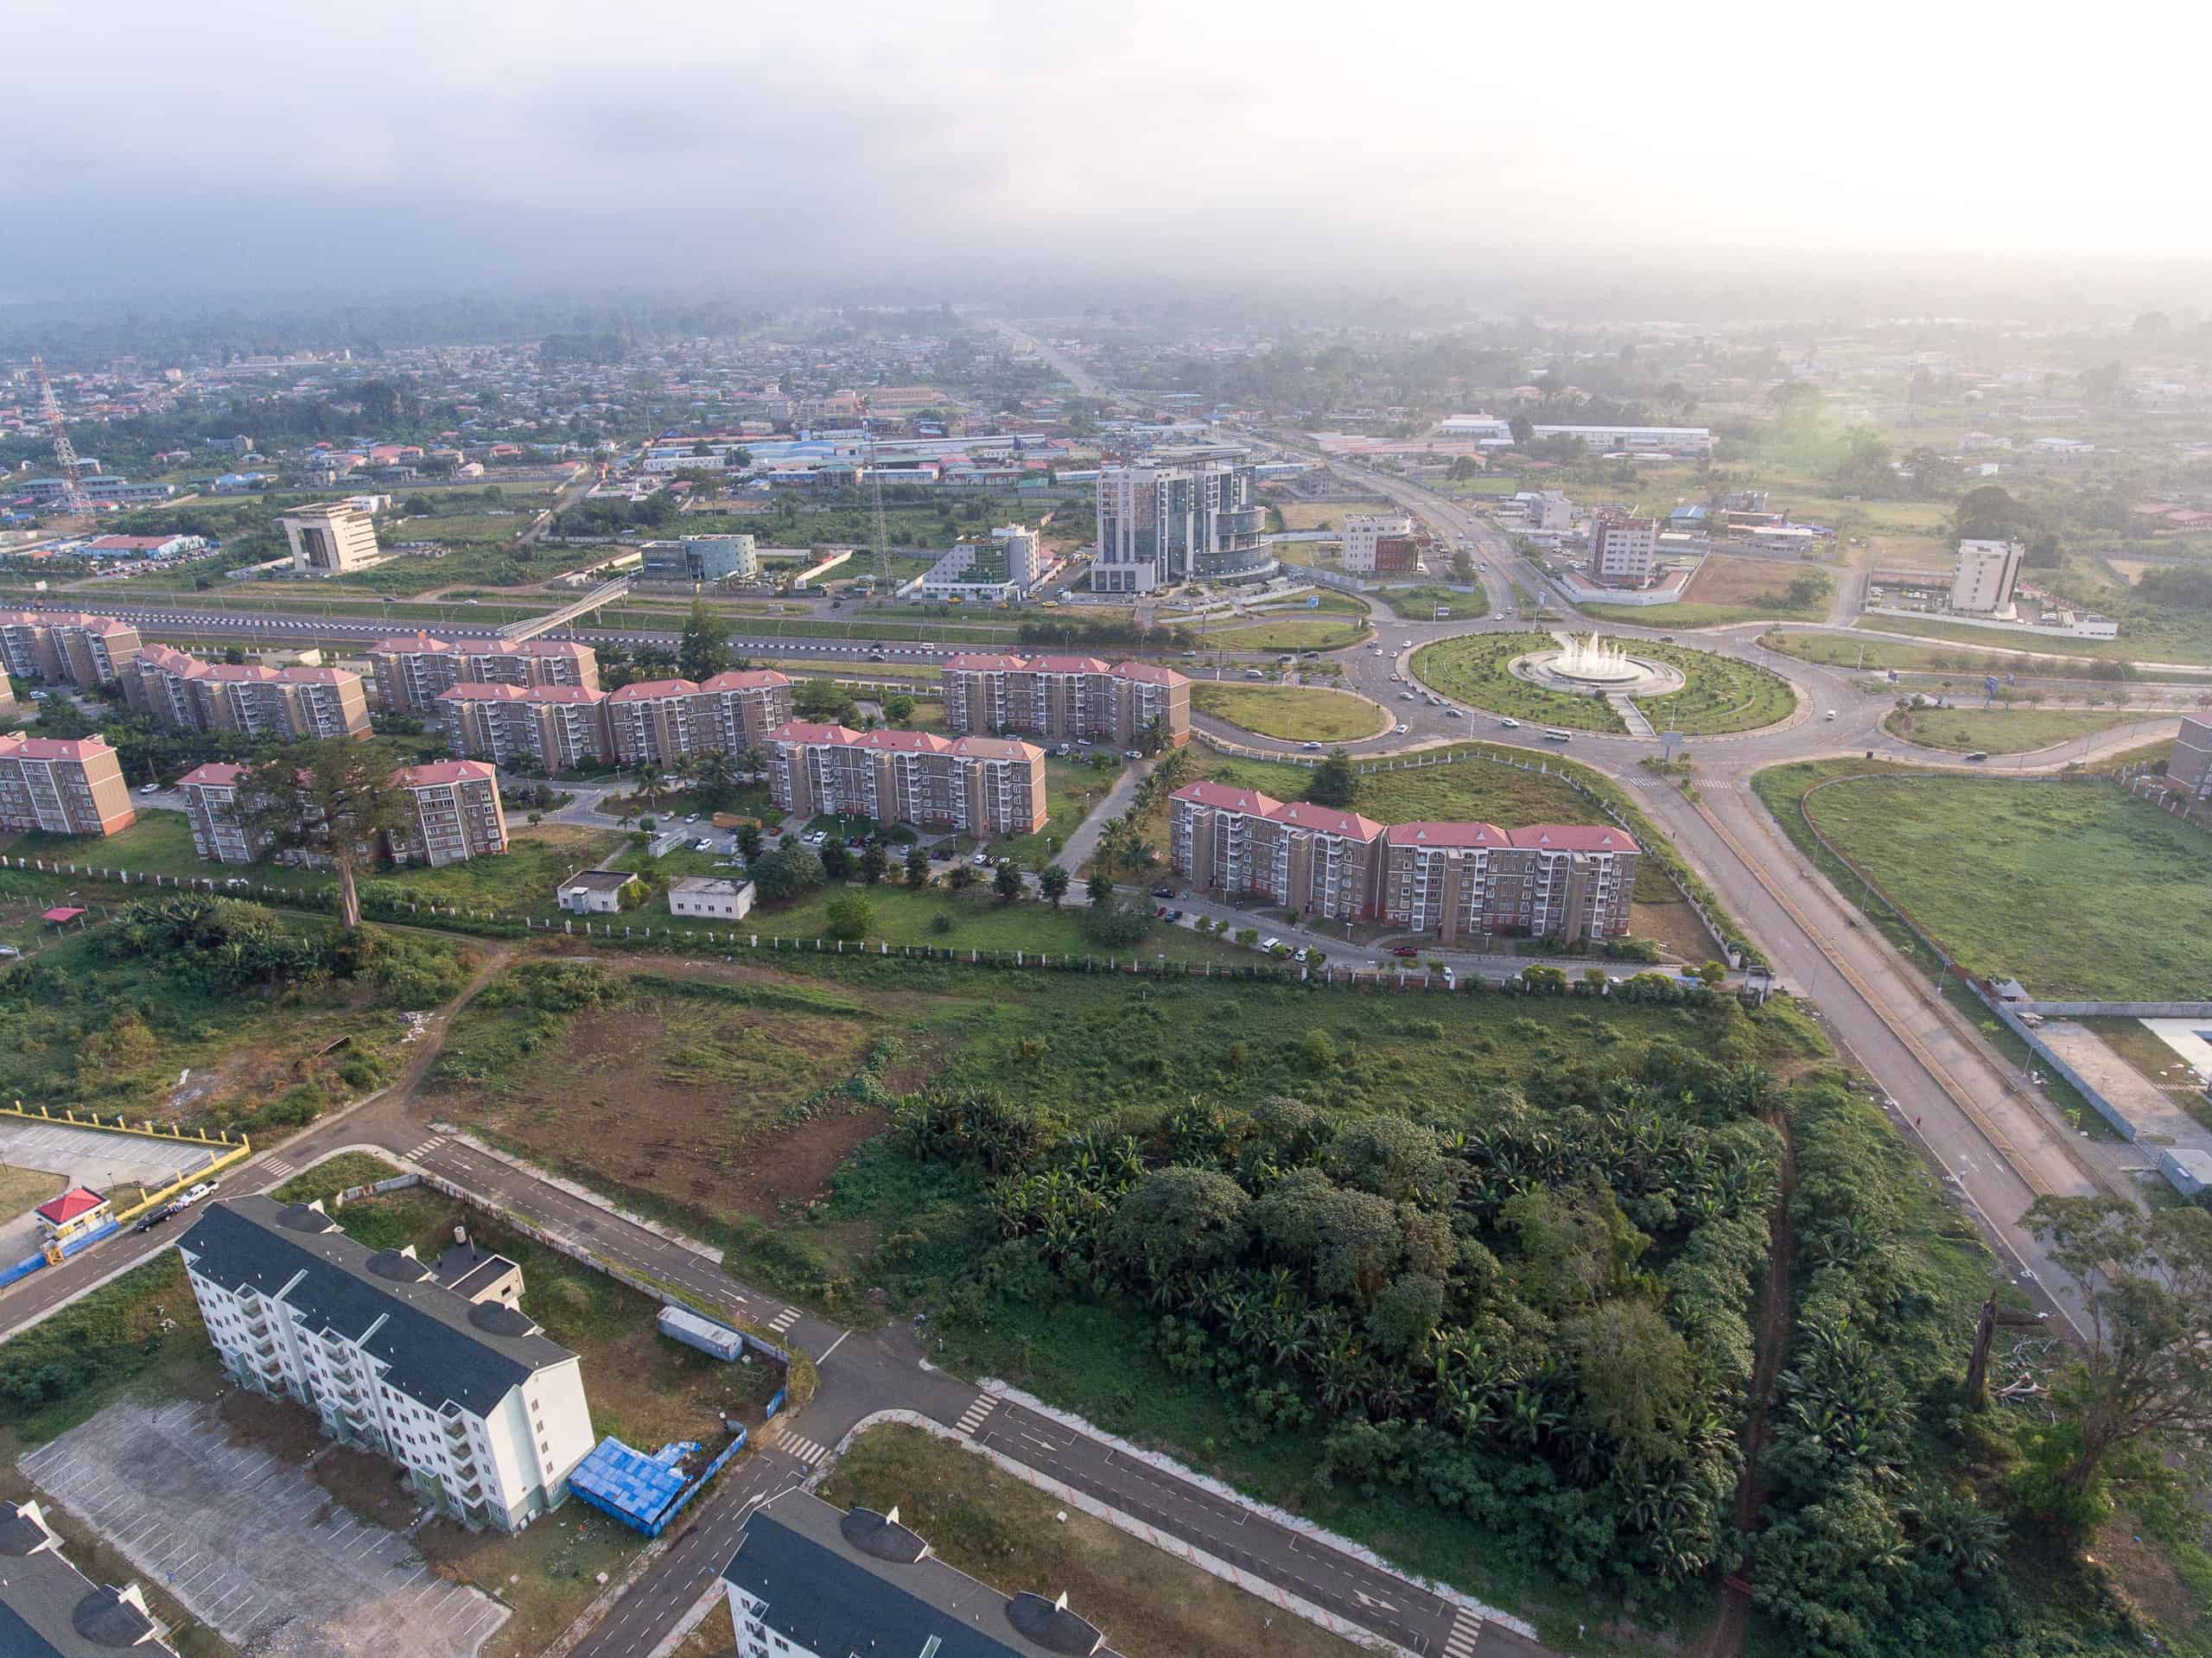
[31,356,93,518]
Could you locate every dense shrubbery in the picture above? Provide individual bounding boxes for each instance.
[903,1038,1783,1592]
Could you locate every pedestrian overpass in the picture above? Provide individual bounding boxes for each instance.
[500,577,631,641]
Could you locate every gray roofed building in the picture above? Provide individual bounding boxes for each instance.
[0,1499,178,1655]
[719,1489,1127,1658]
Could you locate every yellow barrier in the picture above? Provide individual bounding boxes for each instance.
[3,1101,249,1150]
[110,1140,254,1224]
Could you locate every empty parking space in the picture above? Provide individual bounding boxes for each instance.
[0,1120,218,1264]
[21,1399,509,1658]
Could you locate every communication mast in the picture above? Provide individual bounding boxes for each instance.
[867,436,890,594]
[31,357,93,518]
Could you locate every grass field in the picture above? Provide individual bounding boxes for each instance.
[1190,682,1387,742]
[0,1162,62,1219]
[1373,584,1477,619]
[993,756,1118,865]
[1409,632,1794,734]
[1775,769,2212,1000]
[1636,643,1798,734]
[1205,616,1370,651]
[1883,706,2161,754]
[1853,613,2208,665]
[818,1426,1362,1658]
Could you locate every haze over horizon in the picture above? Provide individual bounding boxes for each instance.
[4,0,2209,319]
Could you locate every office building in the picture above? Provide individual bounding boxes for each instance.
[720,1488,1128,1658]
[0,734,134,837]
[603,671,793,766]
[438,683,614,772]
[1587,513,1657,588]
[940,654,1189,747]
[1092,462,1271,593]
[1340,511,1416,575]
[0,610,143,688]
[1951,538,2024,613]
[280,502,382,577]
[180,1197,594,1533]
[2166,715,2212,801]
[638,535,759,583]
[394,761,508,866]
[122,645,371,741]
[0,1498,181,1657]
[767,723,1047,836]
[1169,782,1639,943]
[1515,490,1573,533]
[175,759,507,867]
[914,524,1046,601]
[370,635,599,715]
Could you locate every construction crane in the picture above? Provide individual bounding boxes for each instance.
[31,357,93,520]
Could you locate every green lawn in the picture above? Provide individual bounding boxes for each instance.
[1372,585,1477,619]
[1580,600,1801,629]
[1767,767,2212,1000]
[1408,632,1795,735]
[1191,682,1387,742]
[747,880,1249,963]
[1634,644,1798,734]
[10,810,209,881]
[1883,706,2160,755]
[993,756,1119,866]
[1204,617,1370,651]
[1853,613,2194,664]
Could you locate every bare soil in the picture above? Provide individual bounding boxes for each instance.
[1681,553,1820,608]
[1630,898,1719,963]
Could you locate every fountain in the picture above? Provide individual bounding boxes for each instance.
[1548,633,1646,686]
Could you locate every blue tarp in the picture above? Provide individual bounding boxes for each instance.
[567,1432,746,1537]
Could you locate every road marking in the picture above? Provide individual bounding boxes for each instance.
[766,1306,800,1333]
[404,1137,446,1161]
[954,1394,998,1436]
[760,1421,828,1466]
[1445,1607,1482,1657]
[258,1158,296,1180]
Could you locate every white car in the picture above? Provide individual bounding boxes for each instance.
[803,829,827,846]
[1395,722,1409,734]
[173,1182,218,1210]
[1499,717,1520,728]
[137,782,162,795]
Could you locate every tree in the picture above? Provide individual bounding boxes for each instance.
[884,694,916,727]
[692,750,741,810]
[993,859,1023,903]
[1106,1169,1250,1280]
[824,893,874,941]
[1447,455,1479,482]
[236,740,411,931]
[1954,484,2036,544]
[860,842,889,885]
[1507,414,1534,448]
[1304,748,1360,810]
[2021,1197,2212,1513]
[677,601,732,681]
[736,823,765,863]
[905,845,931,886]
[1086,871,1116,907]
[1039,864,1071,908]
[946,863,979,894]
[794,679,858,725]
[1562,1299,1698,1466]
[750,846,824,904]
[634,762,666,808]
[1697,960,1727,986]
[820,840,852,880]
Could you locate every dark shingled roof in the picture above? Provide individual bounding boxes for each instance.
[179,1197,577,1417]
[722,1491,1124,1658]
[0,1503,177,1657]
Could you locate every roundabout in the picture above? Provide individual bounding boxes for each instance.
[1510,632,1685,698]
[1408,628,1799,736]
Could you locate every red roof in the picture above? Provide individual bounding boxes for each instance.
[949,736,1042,761]
[1173,779,1284,816]
[437,682,604,704]
[607,678,701,701]
[397,761,496,787]
[767,720,856,744]
[179,762,247,787]
[1106,659,1187,687]
[944,653,1029,672]
[1271,800,1384,839]
[1025,655,1111,674]
[40,906,86,924]
[35,1186,106,1226]
[1510,825,1640,854]
[0,733,115,763]
[697,670,791,692]
[1387,821,1510,848]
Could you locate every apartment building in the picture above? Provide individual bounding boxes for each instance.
[0,1498,181,1657]
[1340,511,1416,575]
[438,683,614,772]
[940,654,1189,746]
[395,761,508,866]
[0,609,143,687]
[180,1197,594,1533]
[1093,462,1272,593]
[370,634,600,715]
[1587,512,1657,588]
[720,1489,1128,1658]
[2167,715,2212,800]
[122,645,371,741]
[280,502,381,576]
[1168,783,1639,943]
[1951,538,2024,614]
[0,734,134,837]
[175,759,507,866]
[0,673,16,725]
[766,722,1047,835]
[604,671,794,766]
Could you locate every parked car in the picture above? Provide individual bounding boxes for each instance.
[1395,722,1409,734]
[137,781,162,795]
[1389,945,1420,958]
[1499,717,1520,728]
[1122,749,1141,759]
[1259,937,1282,952]
[134,1208,175,1234]
[1153,886,1174,898]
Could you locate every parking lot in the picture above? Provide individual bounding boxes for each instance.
[0,1119,217,1264]
[22,1399,510,1658]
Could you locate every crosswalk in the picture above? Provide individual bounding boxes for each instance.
[402,1135,445,1164]
[759,1419,828,1467]
[954,1393,997,1438]
[1445,1607,1482,1658]
[257,1157,296,1183]
[766,1306,800,1335]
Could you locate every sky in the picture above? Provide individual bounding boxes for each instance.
[4,0,2208,311]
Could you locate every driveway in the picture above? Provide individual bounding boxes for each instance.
[0,1119,219,1266]
[21,1400,509,1658]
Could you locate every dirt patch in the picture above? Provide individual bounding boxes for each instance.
[219,1387,326,1464]
[728,1108,891,1221]
[312,1445,420,1531]
[2093,1516,2194,1633]
[1630,898,1719,963]
[1682,553,1821,608]
[582,1307,782,1448]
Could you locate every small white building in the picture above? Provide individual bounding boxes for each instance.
[1338,511,1416,574]
[558,869,636,913]
[668,876,755,921]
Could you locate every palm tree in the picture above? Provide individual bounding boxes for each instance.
[695,750,741,808]
[635,761,667,809]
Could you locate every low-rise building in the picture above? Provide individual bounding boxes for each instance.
[1533,424,1712,454]
[2167,715,2212,801]
[0,1498,181,1656]
[370,634,599,715]
[0,734,135,837]
[1168,782,1639,943]
[766,722,1047,836]
[940,654,1188,747]
[668,876,754,921]
[720,1489,1128,1658]
[180,1197,595,1533]
[33,1186,111,1246]
[122,645,371,741]
[438,683,614,772]
[280,502,382,577]
[0,610,143,688]
[638,535,759,583]
[558,869,636,913]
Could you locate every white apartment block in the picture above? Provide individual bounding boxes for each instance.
[181,1197,594,1533]
[1339,511,1415,574]
[281,503,382,577]
[1587,514,1657,586]
[1951,538,2024,613]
